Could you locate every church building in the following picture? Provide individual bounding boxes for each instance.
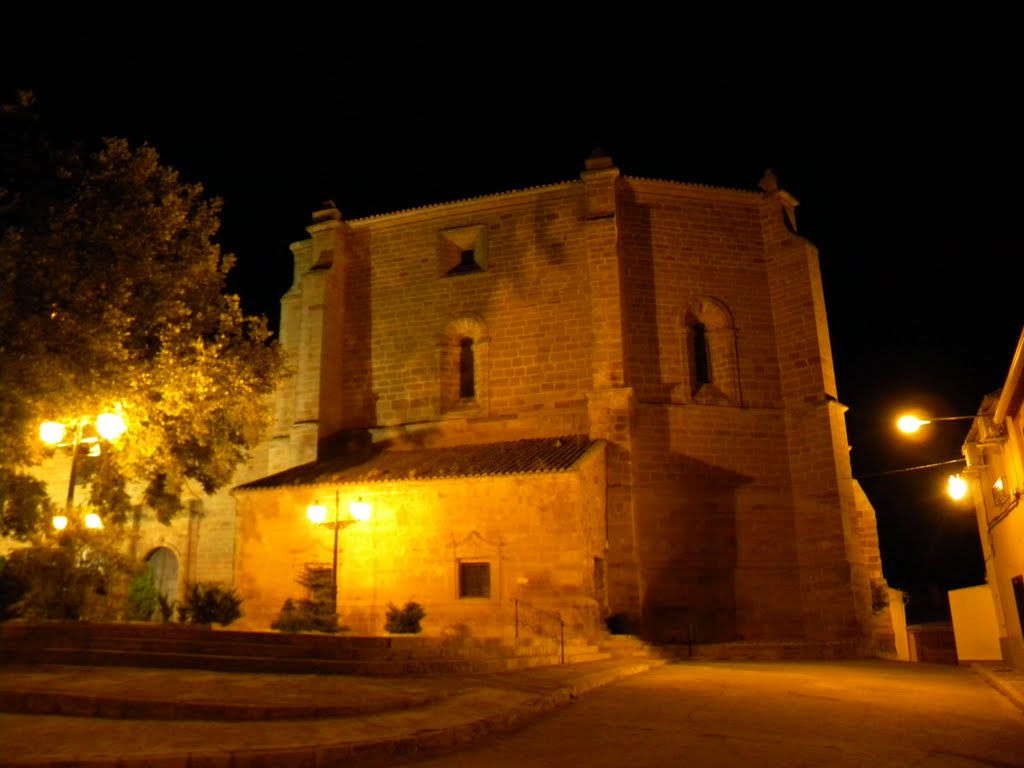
[231,154,892,652]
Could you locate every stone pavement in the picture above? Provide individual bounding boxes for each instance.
[2,658,1021,767]
[0,657,665,767]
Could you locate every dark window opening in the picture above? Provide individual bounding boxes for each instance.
[1013,575,1024,636]
[446,248,482,275]
[459,562,490,598]
[459,338,475,398]
[693,323,711,386]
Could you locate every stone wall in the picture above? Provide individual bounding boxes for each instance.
[233,444,607,637]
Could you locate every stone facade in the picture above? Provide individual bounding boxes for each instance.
[7,156,892,650]
[230,155,891,650]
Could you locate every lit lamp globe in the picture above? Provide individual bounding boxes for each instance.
[947,475,968,501]
[84,513,103,529]
[40,421,66,445]
[350,498,371,522]
[897,415,928,433]
[307,504,328,524]
[52,515,69,531]
[96,413,127,441]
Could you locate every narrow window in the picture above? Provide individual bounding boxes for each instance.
[459,338,475,398]
[459,561,491,598]
[693,323,711,386]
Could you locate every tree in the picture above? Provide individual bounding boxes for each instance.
[0,101,284,536]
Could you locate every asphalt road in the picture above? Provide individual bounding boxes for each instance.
[395,661,1024,767]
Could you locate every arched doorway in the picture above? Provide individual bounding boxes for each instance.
[145,547,179,605]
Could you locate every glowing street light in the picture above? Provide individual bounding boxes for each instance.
[947,474,969,500]
[306,492,371,609]
[40,412,126,531]
[895,413,974,433]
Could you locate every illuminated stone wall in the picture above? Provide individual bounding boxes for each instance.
[234,444,607,637]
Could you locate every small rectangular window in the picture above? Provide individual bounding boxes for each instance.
[459,561,491,598]
[439,225,487,276]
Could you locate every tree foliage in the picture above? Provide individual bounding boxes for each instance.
[0,97,284,536]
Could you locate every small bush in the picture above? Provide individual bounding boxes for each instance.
[127,564,159,621]
[385,601,425,634]
[271,598,340,634]
[177,582,242,626]
[0,556,27,621]
[871,579,890,614]
[156,593,176,623]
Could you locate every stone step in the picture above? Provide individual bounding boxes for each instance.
[1,646,576,676]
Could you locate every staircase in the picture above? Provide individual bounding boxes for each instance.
[0,621,614,676]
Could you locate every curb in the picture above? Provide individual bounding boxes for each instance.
[0,688,457,721]
[972,663,1024,714]
[0,660,665,768]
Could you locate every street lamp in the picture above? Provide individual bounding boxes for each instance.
[306,491,371,609]
[39,412,127,530]
[895,412,978,500]
[947,474,969,501]
[896,414,974,434]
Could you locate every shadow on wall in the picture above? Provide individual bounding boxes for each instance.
[636,453,749,644]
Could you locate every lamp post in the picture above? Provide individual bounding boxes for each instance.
[40,413,126,531]
[306,491,371,609]
[895,412,976,500]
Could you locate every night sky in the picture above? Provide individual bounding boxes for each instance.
[4,17,1020,616]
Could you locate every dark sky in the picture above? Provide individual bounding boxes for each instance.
[4,17,1020,604]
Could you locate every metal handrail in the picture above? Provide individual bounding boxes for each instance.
[514,598,564,664]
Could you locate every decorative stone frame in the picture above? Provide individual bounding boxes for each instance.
[438,313,490,416]
[439,224,488,276]
[450,530,503,603]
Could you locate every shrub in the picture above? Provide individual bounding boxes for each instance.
[271,598,340,634]
[177,582,242,626]
[127,563,159,621]
[871,579,890,614]
[156,593,176,623]
[0,555,27,621]
[385,601,425,634]
[1,531,135,621]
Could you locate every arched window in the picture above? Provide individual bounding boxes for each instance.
[681,298,740,404]
[440,314,489,414]
[459,338,475,398]
[692,323,711,387]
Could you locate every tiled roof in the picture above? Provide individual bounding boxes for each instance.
[236,436,597,491]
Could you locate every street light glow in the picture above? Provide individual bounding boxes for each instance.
[948,474,968,501]
[307,504,328,524]
[350,497,371,521]
[897,415,928,433]
[40,421,66,444]
[52,515,68,530]
[95,412,127,441]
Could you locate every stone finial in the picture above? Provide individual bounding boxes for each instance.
[759,168,778,192]
[585,148,614,172]
[312,200,341,224]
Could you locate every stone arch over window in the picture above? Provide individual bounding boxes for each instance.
[439,313,490,414]
[681,297,741,404]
